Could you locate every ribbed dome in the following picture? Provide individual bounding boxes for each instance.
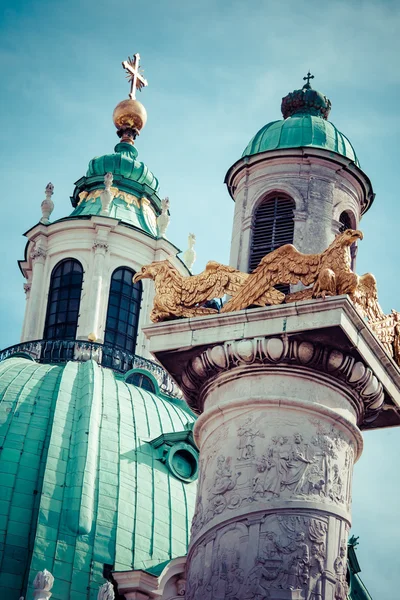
[0,357,197,600]
[242,114,360,167]
[87,142,159,193]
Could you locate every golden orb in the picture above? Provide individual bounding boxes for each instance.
[113,98,147,132]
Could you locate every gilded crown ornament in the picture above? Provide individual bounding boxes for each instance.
[135,229,400,368]
[113,52,148,144]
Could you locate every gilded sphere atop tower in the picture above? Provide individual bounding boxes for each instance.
[112,98,147,133]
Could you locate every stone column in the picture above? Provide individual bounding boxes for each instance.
[24,248,47,341]
[84,240,108,341]
[180,336,384,600]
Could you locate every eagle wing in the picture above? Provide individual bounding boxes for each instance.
[221,244,321,313]
[180,262,249,307]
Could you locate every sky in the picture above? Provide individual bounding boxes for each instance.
[0,0,399,596]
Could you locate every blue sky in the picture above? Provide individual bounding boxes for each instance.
[1,0,399,596]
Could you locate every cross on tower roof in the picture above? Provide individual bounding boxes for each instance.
[122,53,148,100]
[303,71,314,89]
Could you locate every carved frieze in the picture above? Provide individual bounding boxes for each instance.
[191,417,354,539]
[186,512,332,600]
[181,336,384,423]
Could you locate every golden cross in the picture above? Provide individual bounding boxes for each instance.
[122,53,148,100]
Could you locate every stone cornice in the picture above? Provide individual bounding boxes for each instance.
[143,298,400,430]
[181,336,384,424]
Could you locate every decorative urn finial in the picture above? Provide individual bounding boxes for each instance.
[281,72,332,120]
[157,197,170,237]
[182,232,196,271]
[100,172,115,215]
[113,53,148,145]
[33,569,54,600]
[40,183,54,224]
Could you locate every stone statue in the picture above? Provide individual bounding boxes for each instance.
[334,543,349,600]
[157,197,170,237]
[97,581,115,600]
[182,232,197,271]
[40,182,54,224]
[33,569,54,600]
[100,172,114,215]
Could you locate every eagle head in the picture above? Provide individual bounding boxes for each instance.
[133,262,161,283]
[338,229,363,245]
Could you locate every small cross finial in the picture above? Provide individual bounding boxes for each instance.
[122,53,148,100]
[303,71,314,88]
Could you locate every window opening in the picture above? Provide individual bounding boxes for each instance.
[43,259,83,340]
[104,267,142,354]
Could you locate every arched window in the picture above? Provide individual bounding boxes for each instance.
[249,195,295,292]
[339,211,357,269]
[125,372,156,393]
[43,259,83,340]
[339,211,353,232]
[104,267,142,354]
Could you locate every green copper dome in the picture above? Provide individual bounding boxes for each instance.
[0,357,196,600]
[242,81,360,167]
[69,142,162,236]
[86,142,159,193]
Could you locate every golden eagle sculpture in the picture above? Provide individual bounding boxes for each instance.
[133,260,251,322]
[134,229,400,367]
[221,229,363,313]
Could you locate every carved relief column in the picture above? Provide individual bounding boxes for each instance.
[24,246,47,341]
[179,336,382,600]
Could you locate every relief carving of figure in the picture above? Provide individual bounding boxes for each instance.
[206,456,241,519]
[284,532,310,590]
[256,437,289,499]
[281,433,314,494]
[307,544,325,600]
[237,417,264,461]
[334,544,349,600]
[243,556,271,599]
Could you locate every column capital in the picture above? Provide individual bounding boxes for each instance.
[181,335,383,423]
[30,247,47,263]
[93,240,109,253]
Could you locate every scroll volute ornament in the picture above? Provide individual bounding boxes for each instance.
[135,229,400,367]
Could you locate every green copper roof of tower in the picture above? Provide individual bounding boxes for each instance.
[86,143,159,193]
[69,143,162,236]
[0,357,197,600]
[242,81,360,167]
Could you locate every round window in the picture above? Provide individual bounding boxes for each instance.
[167,443,198,482]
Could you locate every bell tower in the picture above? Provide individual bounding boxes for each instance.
[225,74,374,274]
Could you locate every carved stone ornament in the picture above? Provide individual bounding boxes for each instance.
[40,182,54,224]
[97,581,115,600]
[186,512,333,600]
[191,420,355,538]
[182,232,197,271]
[135,229,400,366]
[30,246,47,262]
[33,569,54,600]
[23,282,31,295]
[157,196,170,237]
[100,172,115,216]
[93,240,109,252]
[181,336,384,421]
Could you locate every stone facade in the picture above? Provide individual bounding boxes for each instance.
[18,216,188,358]
[225,148,374,273]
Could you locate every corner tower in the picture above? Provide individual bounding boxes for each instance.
[225,73,374,274]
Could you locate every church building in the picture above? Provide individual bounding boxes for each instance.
[0,56,390,600]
